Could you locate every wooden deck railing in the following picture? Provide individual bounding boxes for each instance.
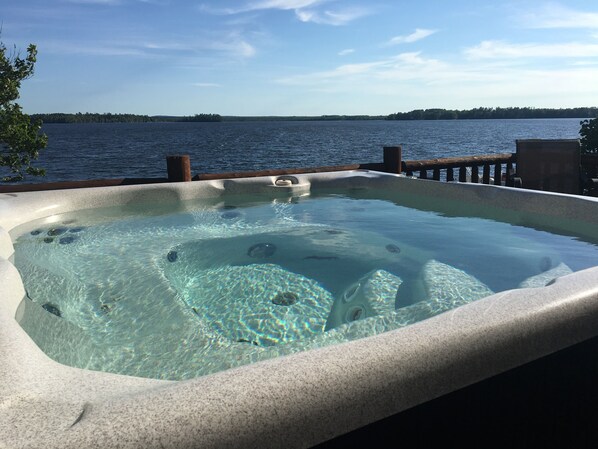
[0,143,596,194]
[402,153,516,186]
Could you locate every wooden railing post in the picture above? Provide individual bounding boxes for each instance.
[447,167,454,182]
[482,163,491,184]
[166,155,192,182]
[471,165,479,183]
[505,161,515,187]
[493,163,502,185]
[383,146,402,174]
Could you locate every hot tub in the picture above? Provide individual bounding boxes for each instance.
[1,170,598,448]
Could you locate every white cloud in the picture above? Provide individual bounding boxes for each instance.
[235,40,257,57]
[144,32,257,58]
[276,55,598,112]
[192,82,221,88]
[386,28,437,46]
[277,52,448,87]
[199,37,256,58]
[274,48,598,108]
[199,0,325,15]
[338,48,354,56]
[521,4,598,29]
[332,60,389,75]
[42,34,256,59]
[143,42,188,51]
[295,7,370,25]
[41,40,148,56]
[246,0,325,10]
[571,60,598,67]
[201,0,369,25]
[465,40,598,59]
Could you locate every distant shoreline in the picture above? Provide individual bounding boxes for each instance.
[31,107,598,124]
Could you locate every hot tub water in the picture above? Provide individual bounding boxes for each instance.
[11,191,598,380]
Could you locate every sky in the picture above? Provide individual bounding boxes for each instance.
[4,0,598,116]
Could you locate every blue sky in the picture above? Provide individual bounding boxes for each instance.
[4,0,598,115]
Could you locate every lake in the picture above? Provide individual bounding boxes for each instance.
[21,118,585,183]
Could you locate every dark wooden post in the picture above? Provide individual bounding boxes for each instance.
[471,165,479,183]
[505,161,515,187]
[494,163,502,185]
[482,164,491,184]
[383,146,402,174]
[433,168,441,181]
[447,167,454,182]
[167,155,191,182]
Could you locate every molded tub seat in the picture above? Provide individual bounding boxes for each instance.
[1,170,598,448]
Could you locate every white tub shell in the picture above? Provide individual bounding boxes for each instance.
[1,171,598,448]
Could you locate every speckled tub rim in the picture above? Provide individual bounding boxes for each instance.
[1,171,598,449]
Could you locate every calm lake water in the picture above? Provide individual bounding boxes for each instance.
[20,118,584,183]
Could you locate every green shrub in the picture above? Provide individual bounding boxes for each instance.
[0,41,47,182]
[580,118,598,155]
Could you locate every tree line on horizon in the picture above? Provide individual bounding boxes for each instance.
[29,108,598,124]
[222,114,385,121]
[31,112,384,123]
[386,107,598,121]
[30,112,223,123]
